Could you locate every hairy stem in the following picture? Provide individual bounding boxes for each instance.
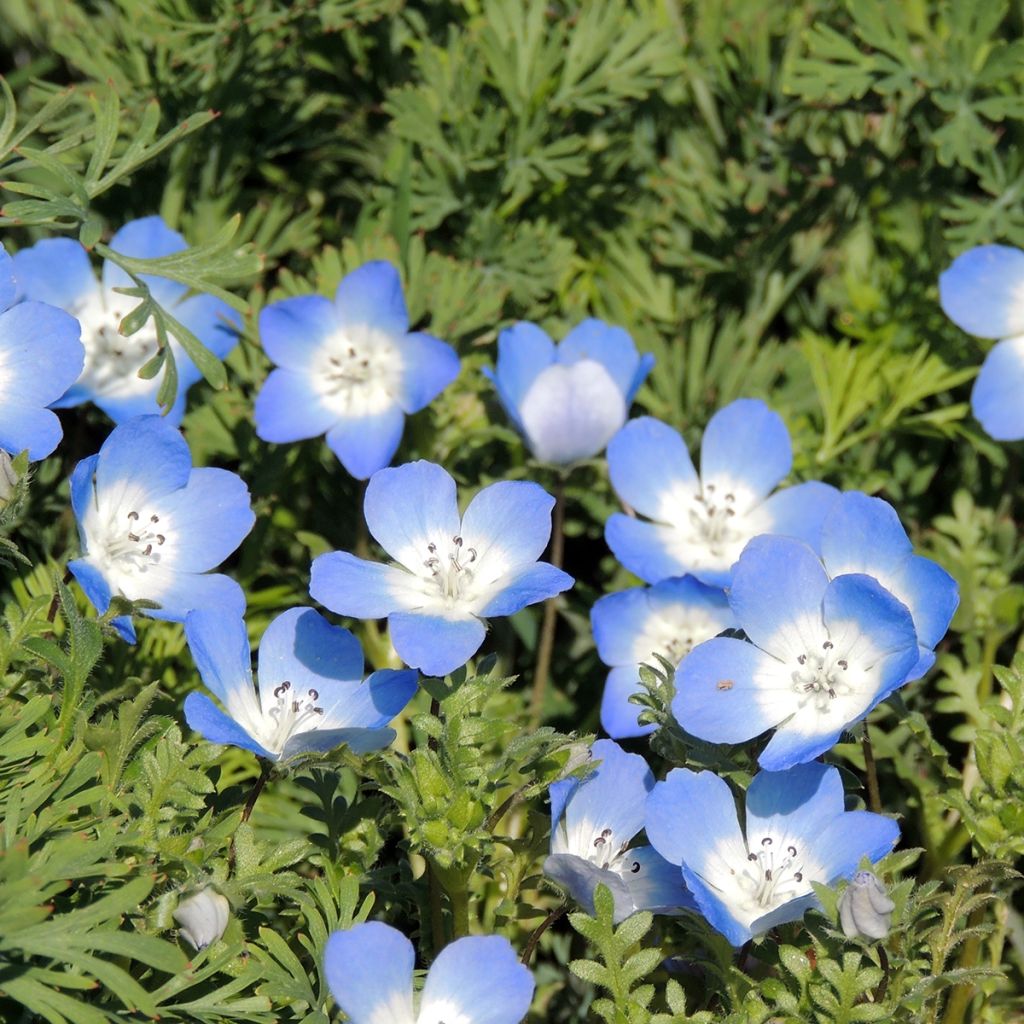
[862,727,882,815]
[521,904,566,965]
[240,759,273,824]
[529,477,567,727]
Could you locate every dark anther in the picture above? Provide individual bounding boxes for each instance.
[762,837,772,846]
[150,514,159,523]
[292,700,301,712]
[593,836,606,847]
[794,872,803,882]
[797,654,807,665]
[748,852,757,861]
[788,845,797,857]
[725,493,735,501]
[128,532,140,542]
[467,547,477,562]
[601,828,612,838]
[309,689,319,700]
[765,869,773,880]
[428,542,437,554]
[838,659,848,670]
[281,681,291,691]
[347,346,356,357]
[143,544,153,556]
[313,707,324,715]
[828,687,836,698]
[453,535,463,547]
[823,640,834,650]
[630,861,641,874]
[157,535,165,545]
[127,510,139,521]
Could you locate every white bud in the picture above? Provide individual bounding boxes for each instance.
[838,870,895,940]
[173,888,230,950]
[0,451,19,506]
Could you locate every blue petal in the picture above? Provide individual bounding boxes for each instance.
[183,692,273,760]
[820,492,912,577]
[743,763,845,849]
[591,587,656,666]
[309,551,410,618]
[813,811,899,880]
[606,417,698,520]
[259,294,338,371]
[627,352,656,403]
[557,318,640,396]
[0,244,14,310]
[394,330,460,413]
[12,238,97,309]
[621,845,694,916]
[325,404,405,480]
[605,515,686,584]
[94,416,192,503]
[283,725,397,758]
[601,665,657,739]
[478,562,573,616]
[103,216,189,308]
[939,244,1024,338]
[759,481,841,553]
[0,405,63,462]
[335,261,408,336]
[254,368,339,442]
[356,668,419,726]
[648,574,733,624]
[972,337,1024,440]
[544,852,636,920]
[757,724,846,772]
[69,454,99,549]
[460,479,556,573]
[324,923,415,1024]
[0,301,84,407]
[896,554,959,652]
[69,557,112,617]
[184,606,253,706]
[95,386,181,426]
[680,864,751,946]
[488,321,556,427]
[387,611,486,677]
[142,570,246,624]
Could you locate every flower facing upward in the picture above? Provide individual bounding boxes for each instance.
[12,217,239,424]
[309,460,574,677]
[484,319,654,466]
[604,400,840,587]
[254,261,460,479]
[183,606,417,761]
[325,923,534,1024]
[646,762,899,945]
[69,416,254,642]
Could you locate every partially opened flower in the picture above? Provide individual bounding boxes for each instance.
[605,401,840,587]
[0,242,83,460]
[254,260,460,479]
[837,870,895,940]
[69,416,254,642]
[310,460,574,676]
[646,762,899,945]
[183,606,417,761]
[544,740,691,923]
[590,576,734,739]
[673,535,919,770]
[12,216,239,424]
[325,922,534,1024]
[484,319,654,466]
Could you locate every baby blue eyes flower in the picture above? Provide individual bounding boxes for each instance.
[325,922,534,1024]
[68,416,255,643]
[674,534,919,771]
[544,739,692,923]
[183,606,417,761]
[484,319,654,466]
[309,460,574,677]
[13,217,239,425]
[0,242,84,460]
[605,399,839,588]
[254,260,460,480]
[590,576,734,739]
[646,762,899,945]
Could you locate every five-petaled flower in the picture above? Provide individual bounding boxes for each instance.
[604,400,839,587]
[484,319,654,466]
[324,922,534,1024]
[183,606,417,761]
[69,416,254,642]
[13,216,239,424]
[646,762,899,945]
[254,260,460,479]
[309,460,574,676]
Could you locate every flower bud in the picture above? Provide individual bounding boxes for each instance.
[838,870,895,940]
[0,451,21,511]
[173,887,230,950]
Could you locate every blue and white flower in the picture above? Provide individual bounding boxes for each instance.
[591,576,734,739]
[254,261,460,480]
[939,244,1024,440]
[324,922,534,1024]
[183,606,417,761]
[12,217,239,425]
[544,740,692,923]
[605,400,840,587]
[646,761,899,945]
[673,535,919,770]
[310,460,574,677]
[69,416,254,642]
[484,319,654,466]
[0,242,83,460]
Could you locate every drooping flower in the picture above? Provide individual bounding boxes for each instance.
[673,535,919,770]
[646,762,899,945]
[604,400,840,587]
[837,869,895,941]
[544,740,692,923]
[69,416,254,642]
[590,576,734,739]
[12,217,239,424]
[183,606,417,761]
[309,460,574,676]
[173,888,230,950]
[938,244,1024,440]
[484,319,654,466]
[0,242,83,460]
[325,922,534,1024]
[254,261,460,480]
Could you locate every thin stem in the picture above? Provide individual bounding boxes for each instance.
[862,727,882,815]
[427,696,441,753]
[448,880,470,941]
[428,862,445,955]
[240,760,273,824]
[521,904,566,965]
[529,477,567,727]
[875,945,890,1002]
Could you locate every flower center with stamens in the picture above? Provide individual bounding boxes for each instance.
[791,639,855,712]
[589,827,638,873]
[688,482,741,556]
[422,534,479,603]
[312,325,404,417]
[99,507,168,574]
[259,679,325,751]
[73,291,160,399]
[733,836,807,910]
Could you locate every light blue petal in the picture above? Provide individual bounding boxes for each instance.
[309,551,410,618]
[939,244,1024,338]
[184,606,253,706]
[757,724,846,772]
[254,368,339,442]
[70,454,99,550]
[324,924,415,1024]
[0,301,84,406]
[971,337,1024,440]
[0,243,14,310]
[601,665,657,739]
[544,852,636,920]
[743,763,844,850]
[325,404,405,480]
[183,692,273,760]
[0,405,63,462]
[461,479,556,573]
[557,318,640,396]
[699,399,792,502]
[648,574,733,623]
[283,725,397,758]
[621,845,694,916]
[758,481,841,553]
[896,555,959,652]
[12,238,97,309]
[69,557,112,617]
[489,321,556,426]
[173,293,240,362]
[259,294,338,370]
[356,668,419,726]
[393,330,460,412]
[388,611,486,677]
[335,261,408,336]
[95,386,181,426]
[143,570,246,624]
[606,417,698,520]
[812,811,899,880]
[748,893,820,940]
[680,863,751,946]
[605,515,686,584]
[103,216,189,308]
[626,352,656,403]
[591,587,656,666]
[94,416,192,503]
[478,562,573,616]
[820,492,912,577]
[548,776,578,833]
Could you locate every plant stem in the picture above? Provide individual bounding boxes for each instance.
[428,862,445,955]
[529,477,567,727]
[448,879,470,940]
[521,904,566,965]
[862,727,882,814]
[942,901,987,1024]
[875,945,890,1002]
[241,760,272,823]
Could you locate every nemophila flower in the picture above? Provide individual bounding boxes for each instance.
[325,922,534,1024]
[0,242,83,460]
[174,888,230,950]
[544,739,692,923]
[183,606,417,761]
[12,216,239,424]
[939,245,1024,440]
[646,762,899,945]
[254,261,460,480]
[674,535,919,770]
[69,416,254,642]
[605,400,840,587]
[310,460,574,676]
[591,576,734,739]
[483,319,654,466]
[837,869,895,941]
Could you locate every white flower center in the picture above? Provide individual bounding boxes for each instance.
[687,482,742,557]
[733,835,807,910]
[790,639,856,712]
[587,827,641,875]
[420,533,480,604]
[312,325,403,417]
[73,291,160,399]
[257,680,325,752]
[95,506,169,575]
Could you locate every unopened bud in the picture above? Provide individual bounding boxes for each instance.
[838,870,894,940]
[0,451,19,508]
[173,887,230,950]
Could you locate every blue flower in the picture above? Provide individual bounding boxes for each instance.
[68,416,254,642]
[324,922,534,1024]
[310,460,574,677]
[591,576,734,739]
[605,400,840,587]
[484,319,654,466]
[673,535,919,770]
[646,761,899,945]
[254,261,460,480]
[0,242,83,460]
[544,740,692,923]
[183,606,417,761]
[12,217,239,425]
